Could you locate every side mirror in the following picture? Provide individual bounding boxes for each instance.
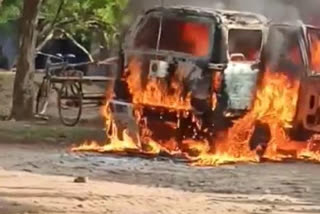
[230,53,246,61]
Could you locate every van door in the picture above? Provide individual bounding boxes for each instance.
[295,27,320,132]
[262,24,310,133]
[224,28,264,111]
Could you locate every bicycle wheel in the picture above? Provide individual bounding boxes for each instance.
[62,69,83,95]
[57,82,83,126]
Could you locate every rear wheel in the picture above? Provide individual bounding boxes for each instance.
[58,82,83,126]
[249,121,271,160]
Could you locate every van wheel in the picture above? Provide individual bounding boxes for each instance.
[249,121,271,160]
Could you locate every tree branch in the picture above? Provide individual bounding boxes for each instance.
[50,0,64,29]
[36,18,77,50]
[36,0,65,48]
[58,28,94,62]
[36,31,53,51]
[56,18,77,27]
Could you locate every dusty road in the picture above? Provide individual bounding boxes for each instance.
[0,142,320,214]
[0,169,273,214]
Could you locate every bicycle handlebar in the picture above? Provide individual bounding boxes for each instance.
[38,51,118,66]
[38,52,92,74]
[38,52,117,76]
[37,51,64,62]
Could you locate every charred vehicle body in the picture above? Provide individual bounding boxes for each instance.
[263,22,320,139]
[107,6,270,147]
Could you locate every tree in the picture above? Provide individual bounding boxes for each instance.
[38,0,129,58]
[10,0,43,120]
[0,0,20,23]
[8,0,129,120]
[0,0,129,55]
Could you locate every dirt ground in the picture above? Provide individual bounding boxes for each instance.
[1,72,320,214]
[1,143,320,214]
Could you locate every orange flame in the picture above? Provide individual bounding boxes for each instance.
[310,34,320,72]
[73,58,320,166]
[72,124,179,156]
[73,129,139,154]
[126,58,191,110]
[73,104,180,156]
[191,68,320,166]
[181,22,210,57]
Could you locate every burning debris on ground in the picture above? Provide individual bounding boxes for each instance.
[73,6,320,166]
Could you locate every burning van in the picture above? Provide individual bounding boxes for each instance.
[262,22,320,140]
[107,6,269,147]
[73,8,320,165]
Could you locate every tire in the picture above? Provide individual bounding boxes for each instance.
[57,83,83,126]
[248,121,271,160]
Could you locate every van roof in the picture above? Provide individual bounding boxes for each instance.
[145,6,269,26]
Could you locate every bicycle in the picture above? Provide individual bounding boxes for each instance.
[35,52,115,126]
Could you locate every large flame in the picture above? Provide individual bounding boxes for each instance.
[126,58,191,110]
[191,68,320,166]
[73,60,320,166]
[190,68,300,166]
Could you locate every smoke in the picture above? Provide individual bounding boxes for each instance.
[127,0,320,24]
[211,1,226,10]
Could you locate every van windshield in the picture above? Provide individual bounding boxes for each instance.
[133,14,214,57]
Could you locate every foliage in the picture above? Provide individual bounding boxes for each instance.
[0,0,22,24]
[40,0,129,48]
[0,0,129,49]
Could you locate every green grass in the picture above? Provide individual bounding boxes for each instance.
[0,71,107,145]
[0,121,106,145]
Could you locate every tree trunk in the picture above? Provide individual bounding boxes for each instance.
[11,0,43,120]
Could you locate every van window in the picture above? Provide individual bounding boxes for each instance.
[264,26,304,78]
[228,29,262,61]
[134,14,214,57]
[308,28,320,75]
